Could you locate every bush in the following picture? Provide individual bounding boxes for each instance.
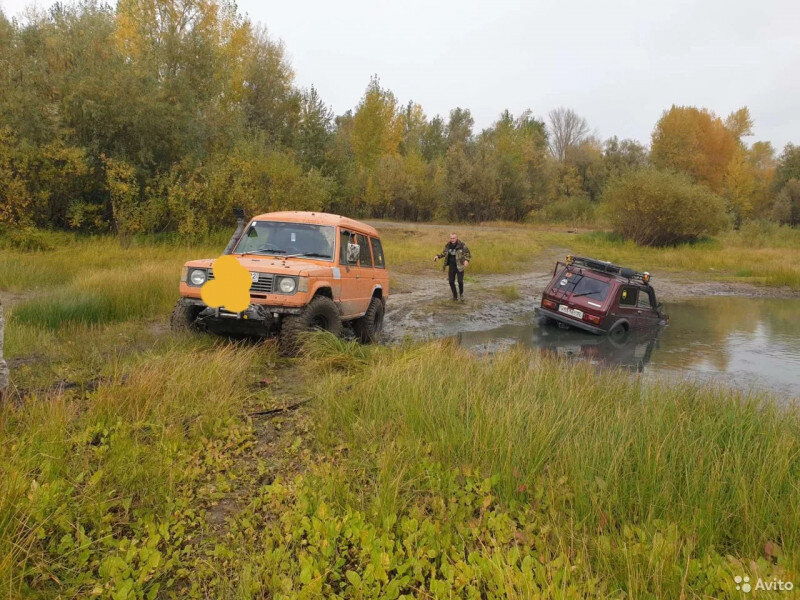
[531,195,597,224]
[772,179,800,227]
[0,227,55,251]
[602,168,726,246]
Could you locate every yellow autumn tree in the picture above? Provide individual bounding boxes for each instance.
[651,105,738,193]
[724,150,757,227]
[351,77,403,171]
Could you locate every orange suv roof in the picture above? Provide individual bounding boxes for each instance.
[251,211,379,237]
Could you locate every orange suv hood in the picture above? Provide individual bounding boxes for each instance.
[184,256,335,277]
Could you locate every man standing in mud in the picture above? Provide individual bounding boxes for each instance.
[433,233,471,301]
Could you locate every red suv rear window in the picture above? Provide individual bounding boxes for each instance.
[554,269,611,302]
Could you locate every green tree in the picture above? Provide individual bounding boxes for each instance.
[297,86,333,170]
[0,129,33,226]
[420,116,447,161]
[399,101,427,156]
[481,110,549,219]
[446,108,474,148]
[239,26,300,147]
[774,144,800,190]
[772,179,800,226]
[603,136,648,178]
[566,136,605,202]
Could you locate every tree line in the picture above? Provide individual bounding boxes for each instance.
[1,0,798,240]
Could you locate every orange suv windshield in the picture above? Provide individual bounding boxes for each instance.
[234,221,336,260]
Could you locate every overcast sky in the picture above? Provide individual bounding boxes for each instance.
[3,0,799,150]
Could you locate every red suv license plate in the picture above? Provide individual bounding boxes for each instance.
[558,305,584,319]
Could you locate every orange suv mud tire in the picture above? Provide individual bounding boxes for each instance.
[279,296,343,356]
[353,297,385,343]
[170,300,201,331]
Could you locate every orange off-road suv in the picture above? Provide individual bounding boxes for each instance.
[171,210,388,353]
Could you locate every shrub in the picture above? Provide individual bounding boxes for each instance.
[602,168,726,246]
[0,227,55,252]
[772,179,800,227]
[531,195,597,224]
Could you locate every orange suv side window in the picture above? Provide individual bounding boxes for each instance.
[355,233,372,267]
[339,230,374,267]
[339,230,350,264]
[370,238,385,268]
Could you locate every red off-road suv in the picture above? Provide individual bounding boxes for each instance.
[535,255,668,336]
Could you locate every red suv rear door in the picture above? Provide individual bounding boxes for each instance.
[635,286,661,326]
[616,285,647,328]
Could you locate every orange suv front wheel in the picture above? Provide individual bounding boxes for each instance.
[279,295,343,356]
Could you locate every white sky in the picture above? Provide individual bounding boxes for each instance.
[3,0,799,151]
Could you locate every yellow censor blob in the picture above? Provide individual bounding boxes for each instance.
[201,255,251,313]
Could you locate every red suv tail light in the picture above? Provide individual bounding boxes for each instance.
[584,313,601,325]
[542,299,557,310]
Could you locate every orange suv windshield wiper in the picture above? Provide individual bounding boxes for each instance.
[285,252,330,259]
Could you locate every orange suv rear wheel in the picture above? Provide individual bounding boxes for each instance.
[353,297,385,343]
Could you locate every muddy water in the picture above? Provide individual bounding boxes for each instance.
[455,297,800,398]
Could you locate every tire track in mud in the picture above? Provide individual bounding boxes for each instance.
[384,270,552,341]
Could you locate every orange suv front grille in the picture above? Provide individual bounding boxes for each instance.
[207,270,274,294]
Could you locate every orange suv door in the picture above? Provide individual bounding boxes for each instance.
[369,236,387,296]
[338,229,373,318]
[354,232,375,313]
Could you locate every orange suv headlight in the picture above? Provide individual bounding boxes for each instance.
[276,276,297,294]
[188,268,207,286]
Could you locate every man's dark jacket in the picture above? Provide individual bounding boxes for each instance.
[436,240,471,272]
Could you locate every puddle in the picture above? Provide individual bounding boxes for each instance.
[456,297,800,398]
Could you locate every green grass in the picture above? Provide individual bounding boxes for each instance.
[2,224,799,598]
[293,337,800,597]
[0,232,225,292]
[10,265,178,329]
[0,339,279,598]
[378,224,544,275]
[2,222,798,298]
[375,220,800,289]
[556,225,800,289]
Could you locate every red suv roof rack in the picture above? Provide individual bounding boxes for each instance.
[566,255,651,284]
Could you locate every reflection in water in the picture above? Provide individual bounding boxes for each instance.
[457,323,662,373]
[456,297,800,397]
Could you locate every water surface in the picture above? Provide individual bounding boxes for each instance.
[456,297,800,399]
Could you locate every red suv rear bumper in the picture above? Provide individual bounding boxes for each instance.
[534,307,606,335]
